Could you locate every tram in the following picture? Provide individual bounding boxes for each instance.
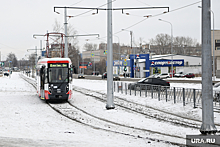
[36,58,72,101]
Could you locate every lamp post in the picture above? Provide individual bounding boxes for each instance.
[159,19,173,78]
[198,6,215,80]
[122,29,136,78]
[114,35,120,75]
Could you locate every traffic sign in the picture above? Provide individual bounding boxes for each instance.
[91,53,94,57]
[124,59,127,62]
[123,61,127,66]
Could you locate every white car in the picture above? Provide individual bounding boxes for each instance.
[174,72,184,77]
[157,73,170,79]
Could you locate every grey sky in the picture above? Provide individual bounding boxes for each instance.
[0,0,219,60]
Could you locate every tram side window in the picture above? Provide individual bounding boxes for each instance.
[45,69,48,84]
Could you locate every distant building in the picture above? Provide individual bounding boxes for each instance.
[211,30,220,78]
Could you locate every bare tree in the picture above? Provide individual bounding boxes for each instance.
[149,33,171,54]
[83,43,98,51]
[6,52,18,67]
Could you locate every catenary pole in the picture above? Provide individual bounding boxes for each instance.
[64,7,68,58]
[200,0,217,134]
[106,0,115,109]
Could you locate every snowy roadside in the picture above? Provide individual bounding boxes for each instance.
[0,72,176,147]
[72,79,220,128]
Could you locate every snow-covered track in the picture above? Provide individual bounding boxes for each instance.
[19,74,220,146]
[19,74,186,145]
[48,100,186,146]
[20,74,37,89]
[72,85,220,129]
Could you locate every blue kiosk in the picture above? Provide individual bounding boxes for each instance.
[130,54,150,78]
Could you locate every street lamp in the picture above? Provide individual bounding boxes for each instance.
[122,29,136,78]
[198,6,215,80]
[159,19,173,78]
[114,35,121,75]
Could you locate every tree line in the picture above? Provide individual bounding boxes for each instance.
[3,20,201,75]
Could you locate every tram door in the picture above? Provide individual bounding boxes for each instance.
[40,66,45,98]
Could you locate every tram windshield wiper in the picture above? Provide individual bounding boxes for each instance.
[57,75,69,89]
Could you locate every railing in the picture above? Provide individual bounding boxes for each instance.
[114,81,220,108]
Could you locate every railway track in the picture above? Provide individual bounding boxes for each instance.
[20,73,220,146]
[48,95,186,146]
[72,85,220,129]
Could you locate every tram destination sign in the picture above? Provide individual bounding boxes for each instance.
[49,63,68,68]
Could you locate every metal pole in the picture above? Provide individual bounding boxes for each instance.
[106,0,115,109]
[64,7,68,58]
[211,10,215,80]
[200,0,217,134]
[94,57,95,74]
[171,24,173,78]
[114,35,120,75]
[40,40,42,59]
[158,19,173,78]
[78,56,79,74]
[131,31,135,78]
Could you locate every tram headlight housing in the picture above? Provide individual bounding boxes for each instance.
[66,85,69,93]
[48,84,53,93]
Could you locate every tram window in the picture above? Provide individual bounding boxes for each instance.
[45,69,48,84]
[49,68,68,83]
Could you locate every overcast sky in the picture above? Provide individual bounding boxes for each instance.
[0,0,219,60]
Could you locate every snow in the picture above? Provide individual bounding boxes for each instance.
[0,72,219,146]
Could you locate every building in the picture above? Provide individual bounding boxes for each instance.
[212,30,220,78]
[113,54,202,78]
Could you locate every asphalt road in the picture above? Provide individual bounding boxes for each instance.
[72,74,220,84]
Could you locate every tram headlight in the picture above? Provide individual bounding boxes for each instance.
[66,85,69,93]
[48,85,52,93]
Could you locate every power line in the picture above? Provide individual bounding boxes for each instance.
[98,1,201,40]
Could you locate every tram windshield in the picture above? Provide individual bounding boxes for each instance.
[48,63,69,83]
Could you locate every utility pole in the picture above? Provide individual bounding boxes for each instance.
[106,0,115,110]
[200,0,217,134]
[64,7,68,58]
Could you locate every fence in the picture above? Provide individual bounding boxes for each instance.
[114,81,220,108]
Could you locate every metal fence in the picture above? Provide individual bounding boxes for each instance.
[114,81,220,108]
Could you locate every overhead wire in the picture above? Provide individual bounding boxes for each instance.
[93,0,202,41]
[56,0,116,34]
[54,1,202,47]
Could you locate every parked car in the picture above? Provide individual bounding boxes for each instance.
[213,82,220,101]
[78,74,85,79]
[182,73,195,78]
[174,72,184,77]
[148,73,160,78]
[102,72,107,79]
[128,77,170,90]
[157,73,170,79]
[3,69,10,76]
[113,74,120,81]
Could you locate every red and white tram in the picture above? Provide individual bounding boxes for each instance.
[36,58,72,101]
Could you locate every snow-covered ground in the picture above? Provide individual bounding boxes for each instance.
[1,72,219,147]
[72,78,220,121]
[0,73,178,147]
